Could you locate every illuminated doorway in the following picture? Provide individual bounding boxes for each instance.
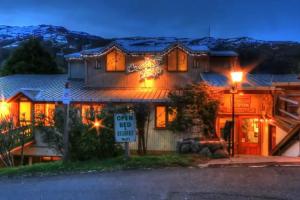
[238,117,261,155]
[19,102,31,126]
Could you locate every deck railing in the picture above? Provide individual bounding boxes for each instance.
[276,95,300,121]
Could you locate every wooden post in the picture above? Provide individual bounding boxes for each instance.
[232,92,235,157]
[124,142,130,160]
[28,156,33,166]
[298,132,300,157]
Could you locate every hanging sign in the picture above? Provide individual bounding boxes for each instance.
[114,113,137,142]
[62,88,71,105]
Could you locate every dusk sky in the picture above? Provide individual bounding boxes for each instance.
[1,0,300,41]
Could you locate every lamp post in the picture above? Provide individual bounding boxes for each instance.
[230,71,243,157]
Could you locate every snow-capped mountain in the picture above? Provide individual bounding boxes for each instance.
[0,24,300,74]
[1,25,298,50]
[114,36,299,51]
[0,24,110,49]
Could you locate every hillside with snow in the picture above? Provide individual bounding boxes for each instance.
[0,25,300,74]
[0,24,110,49]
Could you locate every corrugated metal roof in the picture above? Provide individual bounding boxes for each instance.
[1,74,170,103]
[200,73,300,88]
[65,40,215,59]
[210,51,238,57]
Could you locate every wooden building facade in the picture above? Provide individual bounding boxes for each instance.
[1,39,300,157]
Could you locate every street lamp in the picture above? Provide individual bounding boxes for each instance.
[230,71,243,157]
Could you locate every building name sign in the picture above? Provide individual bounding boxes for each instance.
[220,95,257,114]
[127,56,163,80]
[114,113,137,142]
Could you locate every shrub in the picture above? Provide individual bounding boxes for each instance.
[44,105,123,161]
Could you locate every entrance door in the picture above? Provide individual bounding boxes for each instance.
[238,117,261,155]
[19,102,31,126]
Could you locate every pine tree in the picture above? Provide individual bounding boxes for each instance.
[2,38,61,75]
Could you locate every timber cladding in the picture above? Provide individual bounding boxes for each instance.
[82,51,214,89]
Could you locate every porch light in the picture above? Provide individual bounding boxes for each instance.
[94,121,101,128]
[230,71,243,83]
[92,119,105,134]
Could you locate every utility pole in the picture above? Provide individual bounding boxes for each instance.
[63,82,71,162]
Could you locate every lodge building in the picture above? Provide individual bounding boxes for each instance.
[1,38,300,161]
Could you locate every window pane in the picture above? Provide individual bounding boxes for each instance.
[168,108,177,123]
[20,102,31,126]
[116,50,125,71]
[34,104,45,124]
[81,105,103,124]
[45,104,55,125]
[106,50,116,71]
[178,49,187,71]
[156,106,166,128]
[82,105,91,124]
[241,118,259,143]
[167,49,177,71]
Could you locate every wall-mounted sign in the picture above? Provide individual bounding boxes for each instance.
[219,94,257,114]
[114,113,136,142]
[127,56,163,80]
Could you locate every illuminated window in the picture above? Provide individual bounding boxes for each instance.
[19,102,31,126]
[155,106,177,128]
[167,48,187,72]
[106,49,125,72]
[34,104,55,125]
[82,104,102,124]
[0,101,10,118]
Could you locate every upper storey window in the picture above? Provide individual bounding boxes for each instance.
[167,48,187,72]
[106,49,125,72]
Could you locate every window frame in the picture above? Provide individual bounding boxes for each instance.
[167,48,188,72]
[105,49,126,72]
[34,103,56,126]
[155,105,176,129]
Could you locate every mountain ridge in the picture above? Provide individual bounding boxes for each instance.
[1,24,300,74]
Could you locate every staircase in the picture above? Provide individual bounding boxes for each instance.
[272,117,300,155]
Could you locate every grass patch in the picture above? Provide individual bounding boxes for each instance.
[0,154,193,177]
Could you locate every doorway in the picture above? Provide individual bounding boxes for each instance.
[238,117,261,155]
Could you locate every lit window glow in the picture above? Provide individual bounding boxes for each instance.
[0,100,9,118]
[230,71,243,83]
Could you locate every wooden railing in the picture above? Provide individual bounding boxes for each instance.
[1,124,34,149]
[276,95,300,121]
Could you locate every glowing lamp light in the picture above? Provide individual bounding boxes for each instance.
[230,71,243,83]
[94,121,100,128]
[91,119,106,134]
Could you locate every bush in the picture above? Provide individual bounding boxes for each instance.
[44,105,123,161]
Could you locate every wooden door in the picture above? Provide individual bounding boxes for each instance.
[238,117,261,155]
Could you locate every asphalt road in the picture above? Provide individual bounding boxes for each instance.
[0,166,300,200]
